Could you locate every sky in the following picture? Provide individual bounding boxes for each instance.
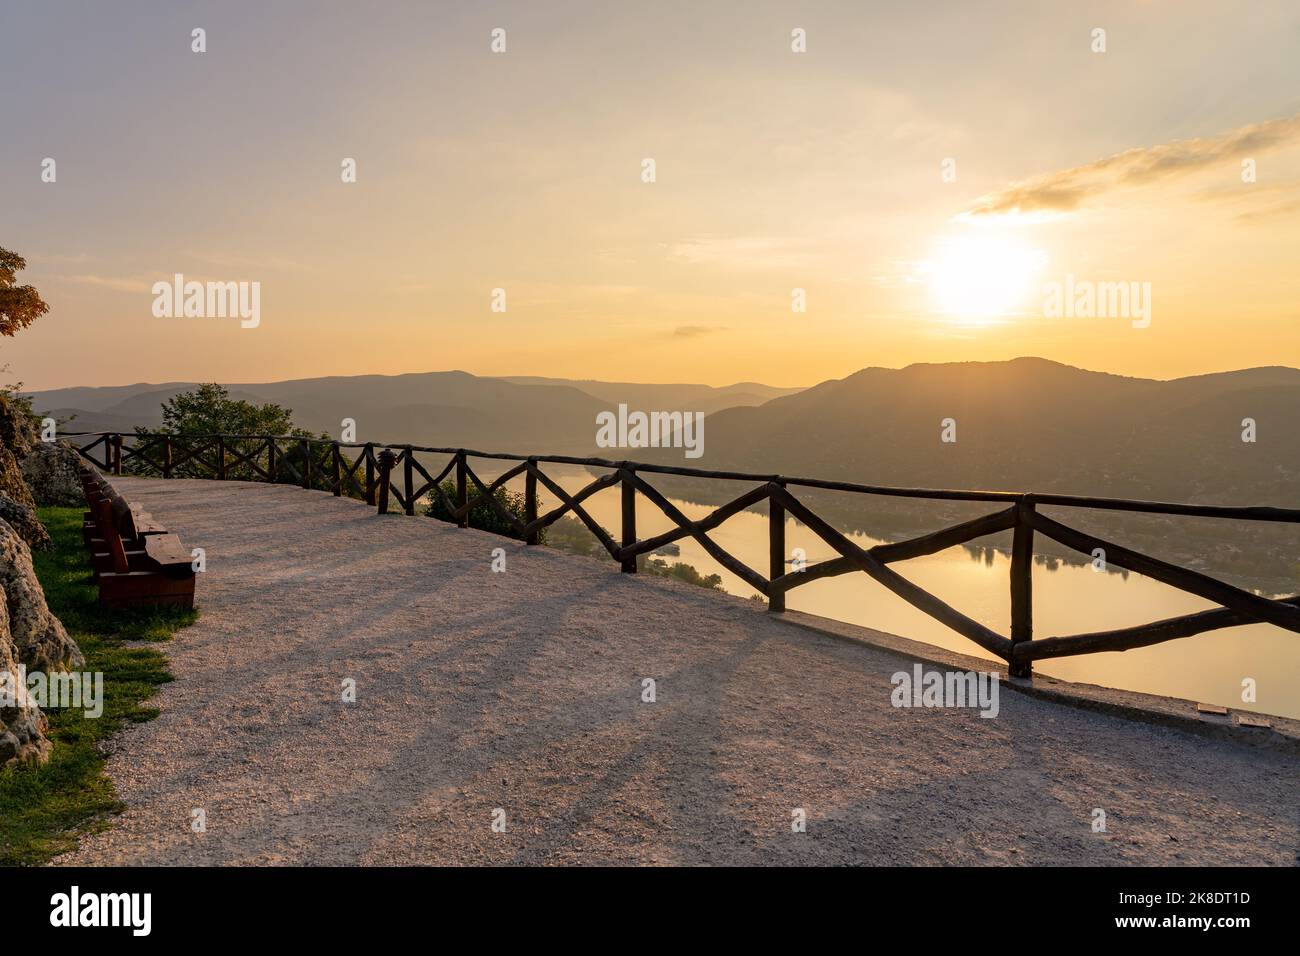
[3,0,1299,391]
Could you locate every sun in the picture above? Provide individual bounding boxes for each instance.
[924,234,1046,324]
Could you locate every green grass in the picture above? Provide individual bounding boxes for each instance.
[0,506,196,866]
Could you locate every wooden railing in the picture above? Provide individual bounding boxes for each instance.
[67,431,1300,678]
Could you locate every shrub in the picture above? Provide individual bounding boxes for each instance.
[543,514,606,556]
[424,478,543,543]
[544,517,725,592]
[641,557,725,591]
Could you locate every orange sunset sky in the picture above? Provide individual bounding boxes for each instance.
[3,0,1299,390]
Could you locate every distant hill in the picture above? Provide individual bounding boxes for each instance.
[687,358,1300,505]
[27,370,805,455]
[39,408,151,435]
[30,381,200,420]
[33,361,1300,505]
[498,376,802,415]
[630,357,1300,589]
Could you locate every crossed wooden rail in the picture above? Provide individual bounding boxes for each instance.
[68,431,1300,678]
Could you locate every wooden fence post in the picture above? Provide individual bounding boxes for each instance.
[376,449,397,515]
[524,460,539,545]
[162,436,173,479]
[300,439,311,490]
[768,483,786,612]
[455,452,468,528]
[1009,496,1035,678]
[112,434,123,475]
[364,443,375,504]
[267,438,277,482]
[217,435,227,480]
[403,446,415,515]
[620,466,637,573]
[332,442,342,496]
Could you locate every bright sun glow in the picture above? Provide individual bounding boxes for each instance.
[925,234,1046,323]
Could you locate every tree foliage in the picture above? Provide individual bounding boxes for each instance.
[425,478,543,542]
[157,383,299,437]
[133,384,350,491]
[0,247,49,337]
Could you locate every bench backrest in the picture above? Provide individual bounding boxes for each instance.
[111,495,141,540]
[82,467,152,541]
[93,497,131,574]
[80,467,111,504]
[79,469,192,581]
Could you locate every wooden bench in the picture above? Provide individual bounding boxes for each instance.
[87,505,168,576]
[82,482,161,554]
[78,465,196,608]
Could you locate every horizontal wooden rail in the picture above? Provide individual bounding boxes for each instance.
[1018,595,1300,662]
[61,430,1300,519]
[66,431,1300,678]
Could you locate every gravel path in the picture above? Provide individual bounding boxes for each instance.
[56,478,1298,866]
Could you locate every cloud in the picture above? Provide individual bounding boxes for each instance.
[1233,195,1300,223]
[964,114,1300,218]
[667,235,815,269]
[1199,180,1300,223]
[57,274,154,293]
[56,271,240,294]
[672,325,723,339]
[182,250,312,273]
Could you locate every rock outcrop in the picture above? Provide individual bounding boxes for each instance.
[0,393,52,550]
[0,518,82,674]
[0,393,81,766]
[21,440,84,507]
[0,392,53,548]
[0,494,51,551]
[0,516,80,767]
[0,516,83,766]
[0,393,37,507]
[0,593,52,767]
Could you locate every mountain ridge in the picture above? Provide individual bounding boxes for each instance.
[26,359,1300,506]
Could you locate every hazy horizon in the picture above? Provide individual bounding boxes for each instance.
[22,354,1300,398]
